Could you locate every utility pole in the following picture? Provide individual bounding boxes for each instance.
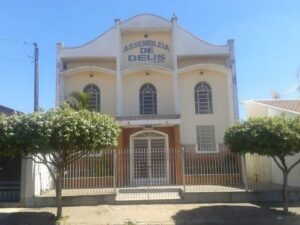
[33,42,39,112]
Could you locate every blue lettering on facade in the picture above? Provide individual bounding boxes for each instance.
[125,40,169,63]
[128,54,166,63]
[123,40,170,53]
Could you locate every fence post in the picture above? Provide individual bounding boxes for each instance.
[113,149,117,194]
[181,147,186,192]
[241,154,248,191]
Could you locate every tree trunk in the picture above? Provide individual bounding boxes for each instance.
[282,170,289,214]
[55,167,64,218]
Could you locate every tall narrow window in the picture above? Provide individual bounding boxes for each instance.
[139,83,157,115]
[196,125,217,152]
[83,84,100,112]
[195,82,213,114]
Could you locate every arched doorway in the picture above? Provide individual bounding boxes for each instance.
[130,130,169,186]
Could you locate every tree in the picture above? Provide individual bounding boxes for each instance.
[65,92,90,111]
[224,117,300,214]
[0,107,120,218]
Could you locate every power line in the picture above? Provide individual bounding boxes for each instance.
[0,36,34,63]
[0,36,33,45]
[0,57,32,63]
[23,42,34,59]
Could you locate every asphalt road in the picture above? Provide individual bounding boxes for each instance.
[0,203,299,225]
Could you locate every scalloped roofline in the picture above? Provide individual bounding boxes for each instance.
[177,24,229,48]
[61,26,116,50]
[60,13,230,50]
[120,13,172,26]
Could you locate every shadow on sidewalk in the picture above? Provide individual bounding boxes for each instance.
[172,204,300,225]
[0,212,55,225]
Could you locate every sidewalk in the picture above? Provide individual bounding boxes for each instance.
[0,203,300,225]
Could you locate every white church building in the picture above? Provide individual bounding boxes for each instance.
[54,14,239,187]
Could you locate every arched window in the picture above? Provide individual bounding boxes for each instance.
[194,82,213,114]
[83,84,100,112]
[139,83,157,115]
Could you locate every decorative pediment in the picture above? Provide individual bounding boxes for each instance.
[120,14,172,30]
[58,14,230,60]
[176,28,229,56]
[59,28,118,58]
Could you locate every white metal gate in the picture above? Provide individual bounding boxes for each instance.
[130,131,169,186]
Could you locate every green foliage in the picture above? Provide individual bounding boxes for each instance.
[65,92,90,111]
[224,116,300,157]
[0,107,120,156]
[0,114,22,156]
[0,107,120,217]
[224,116,300,214]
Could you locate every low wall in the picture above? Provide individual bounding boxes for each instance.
[29,190,300,207]
[63,177,113,188]
[185,174,242,186]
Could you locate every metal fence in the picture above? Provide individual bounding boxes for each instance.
[0,155,21,202]
[36,145,289,198]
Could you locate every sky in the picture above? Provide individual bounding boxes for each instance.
[0,0,300,118]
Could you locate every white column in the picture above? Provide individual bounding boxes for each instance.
[171,16,180,114]
[227,39,239,120]
[227,40,247,190]
[226,71,235,124]
[20,158,35,206]
[115,19,123,116]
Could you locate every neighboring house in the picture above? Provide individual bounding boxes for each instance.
[0,105,22,202]
[245,99,300,187]
[245,99,300,118]
[55,14,239,187]
[0,105,21,115]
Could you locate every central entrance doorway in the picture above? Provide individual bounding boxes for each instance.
[130,130,169,186]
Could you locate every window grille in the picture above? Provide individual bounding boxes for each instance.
[196,125,217,152]
[139,83,157,115]
[194,82,213,114]
[83,84,100,112]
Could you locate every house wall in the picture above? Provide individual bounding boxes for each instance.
[65,59,116,71]
[121,126,179,149]
[122,71,174,116]
[177,56,228,68]
[34,161,53,196]
[271,153,300,187]
[244,154,273,184]
[179,69,232,145]
[245,101,300,187]
[268,107,298,118]
[121,31,173,70]
[64,72,116,115]
[245,102,268,118]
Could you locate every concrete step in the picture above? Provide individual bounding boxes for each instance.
[116,188,182,201]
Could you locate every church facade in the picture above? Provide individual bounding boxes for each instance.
[56,14,239,186]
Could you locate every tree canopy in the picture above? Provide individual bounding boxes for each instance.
[65,92,91,111]
[0,107,120,156]
[0,107,120,218]
[224,117,300,157]
[224,116,300,214]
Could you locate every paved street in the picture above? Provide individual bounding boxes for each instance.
[0,203,300,225]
